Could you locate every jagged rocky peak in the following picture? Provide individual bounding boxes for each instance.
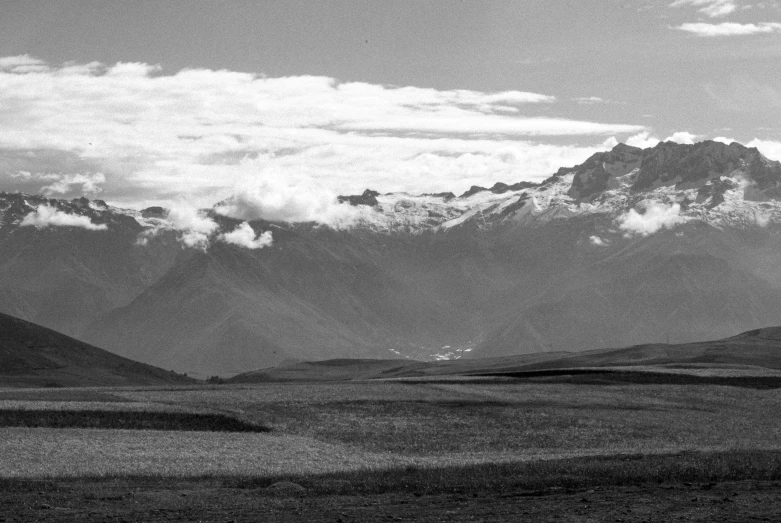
[459,181,540,198]
[141,206,167,218]
[337,189,380,206]
[568,140,781,201]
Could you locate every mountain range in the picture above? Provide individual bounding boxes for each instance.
[2,140,781,377]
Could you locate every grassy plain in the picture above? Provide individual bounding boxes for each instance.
[2,377,781,479]
[4,376,781,520]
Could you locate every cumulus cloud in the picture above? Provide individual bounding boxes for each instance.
[0,57,647,208]
[625,131,662,149]
[670,0,738,17]
[19,205,107,230]
[617,202,688,236]
[675,22,781,36]
[214,178,365,229]
[219,222,273,249]
[165,204,219,249]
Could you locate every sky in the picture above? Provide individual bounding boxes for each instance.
[1,0,780,211]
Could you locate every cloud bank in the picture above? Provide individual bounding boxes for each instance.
[617,202,688,236]
[214,178,367,228]
[0,56,646,209]
[20,205,107,231]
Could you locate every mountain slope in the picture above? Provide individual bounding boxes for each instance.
[0,312,192,387]
[3,141,781,376]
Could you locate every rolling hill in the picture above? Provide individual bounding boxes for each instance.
[228,326,781,383]
[0,312,192,387]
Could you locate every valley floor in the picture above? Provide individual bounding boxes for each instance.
[2,374,781,521]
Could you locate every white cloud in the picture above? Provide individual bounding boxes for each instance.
[19,205,107,230]
[0,54,49,73]
[589,235,608,246]
[712,136,737,144]
[341,116,642,136]
[165,204,219,249]
[625,131,662,149]
[670,0,738,17]
[617,202,688,236]
[664,131,699,144]
[40,173,105,196]
[602,136,620,149]
[219,222,273,249]
[675,22,781,36]
[747,138,781,161]
[0,57,647,209]
[214,178,365,229]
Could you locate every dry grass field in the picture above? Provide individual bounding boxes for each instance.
[2,377,781,476]
[3,375,781,521]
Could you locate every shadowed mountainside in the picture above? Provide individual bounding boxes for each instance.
[0,312,193,387]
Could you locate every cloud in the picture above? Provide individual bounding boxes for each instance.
[165,204,219,249]
[0,54,49,73]
[747,138,781,161]
[0,57,647,209]
[675,22,781,36]
[40,173,105,196]
[214,178,365,229]
[219,222,273,249]
[9,171,105,196]
[589,235,608,246]
[664,131,698,144]
[617,202,688,236]
[712,136,737,144]
[19,205,107,230]
[625,131,662,149]
[574,97,609,105]
[670,0,738,17]
[340,116,642,136]
[614,131,698,149]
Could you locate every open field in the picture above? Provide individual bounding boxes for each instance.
[3,375,781,520]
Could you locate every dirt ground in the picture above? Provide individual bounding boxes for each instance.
[3,479,781,522]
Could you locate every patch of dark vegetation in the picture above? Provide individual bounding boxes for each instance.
[482,370,781,389]
[227,450,781,496]
[0,390,129,402]
[0,409,269,432]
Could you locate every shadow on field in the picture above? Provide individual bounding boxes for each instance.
[0,409,269,432]
[3,450,779,497]
[478,370,781,389]
[227,450,781,496]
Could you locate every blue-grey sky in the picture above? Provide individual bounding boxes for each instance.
[0,0,780,208]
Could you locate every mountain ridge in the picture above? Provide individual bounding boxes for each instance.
[3,140,781,376]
